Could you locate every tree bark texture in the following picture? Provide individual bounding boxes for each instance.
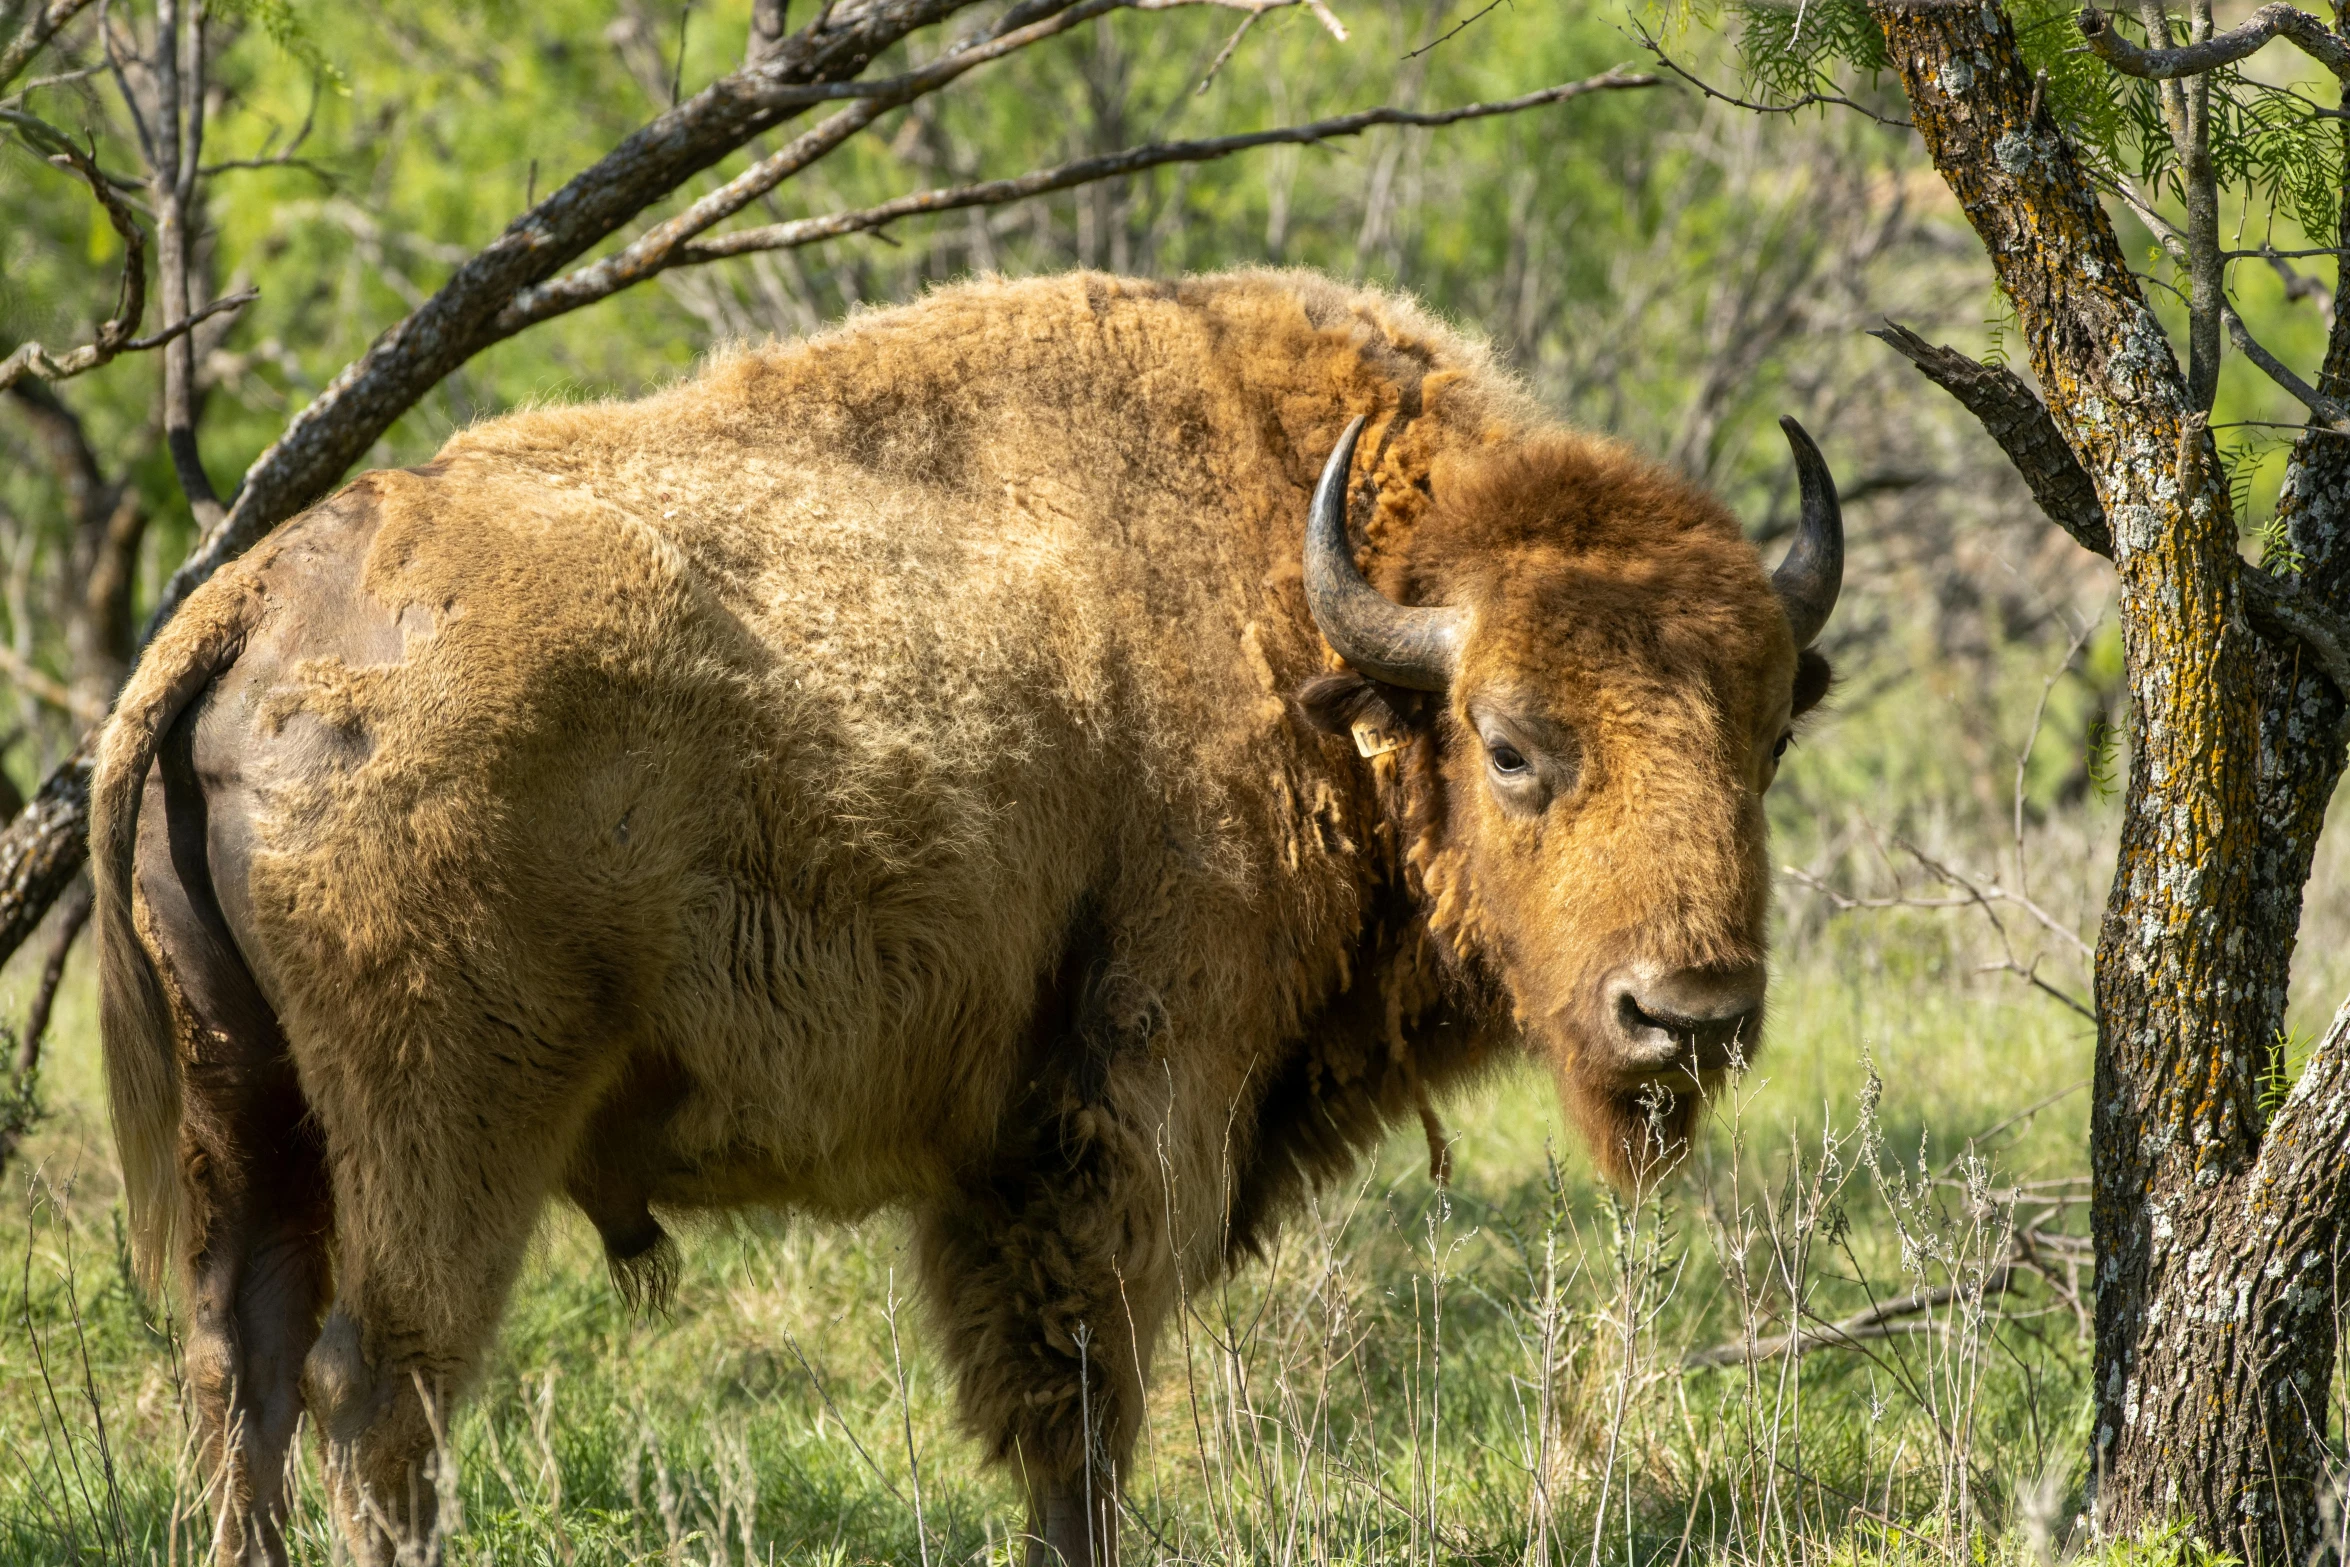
[1868,2,2350,1555]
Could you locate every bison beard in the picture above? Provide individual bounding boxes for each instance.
[91,269,1834,1567]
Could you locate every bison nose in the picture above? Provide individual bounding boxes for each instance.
[1604,964,1765,1079]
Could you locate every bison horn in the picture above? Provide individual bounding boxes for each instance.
[1302,416,1466,691]
[1771,416,1843,649]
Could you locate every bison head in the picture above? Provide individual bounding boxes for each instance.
[1300,415,1840,1184]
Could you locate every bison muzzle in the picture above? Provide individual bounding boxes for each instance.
[91,269,1840,1566]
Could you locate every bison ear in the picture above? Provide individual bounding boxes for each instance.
[1791,648,1834,718]
[1295,672,1427,748]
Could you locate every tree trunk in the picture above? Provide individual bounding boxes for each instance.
[1866,3,2350,1555]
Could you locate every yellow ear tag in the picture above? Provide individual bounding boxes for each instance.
[1351,718,1405,760]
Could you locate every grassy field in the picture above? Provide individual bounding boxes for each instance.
[2,588,2320,1567]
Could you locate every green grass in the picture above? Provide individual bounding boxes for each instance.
[0,896,2117,1564]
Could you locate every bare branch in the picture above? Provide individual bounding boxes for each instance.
[2077,1,2350,81]
[0,0,97,95]
[1871,319,2350,699]
[0,110,148,393]
[1782,858,2093,965]
[1401,0,1503,61]
[671,69,1664,268]
[1194,8,1259,94]
[2223,300,2350,434]
[504,0,1141,329]
[124,284,255,351]
[1869,322,2112,556]
[1634,23,1908,128]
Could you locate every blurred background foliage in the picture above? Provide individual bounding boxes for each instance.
[10,0,2324,865]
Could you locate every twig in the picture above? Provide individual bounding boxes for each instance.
[2077,0,2350,81]
[2222,299,2350,434]
[503,0,1137,328]
[1194,9,1259,94]
[1402,0,1505,61]
[669,69,1664,266]
[1634,23,1909,128]
[776,1326,908,1506]
[1976,956,2097,1022]
[0,111,148,393]
[123,284,255,351]
[1781,859,2090,963]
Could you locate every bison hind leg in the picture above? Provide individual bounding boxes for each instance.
[137,736,332,1567]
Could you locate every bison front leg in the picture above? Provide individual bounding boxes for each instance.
[915,1062,1176,1567]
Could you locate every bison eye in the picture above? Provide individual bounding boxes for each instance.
[1488,741,1530,775]
[1772,732,1793,761]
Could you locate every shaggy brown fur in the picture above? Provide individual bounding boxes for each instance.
[93,269,1826,1566]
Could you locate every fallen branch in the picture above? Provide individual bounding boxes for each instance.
[1683,1266,2023,1369]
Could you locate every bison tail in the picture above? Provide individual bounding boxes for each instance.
[91,576,263,1292]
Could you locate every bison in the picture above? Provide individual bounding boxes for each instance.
[93,269,1839,1566]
